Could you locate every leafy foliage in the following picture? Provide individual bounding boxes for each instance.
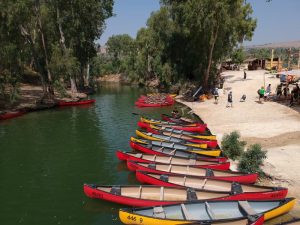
[221,131,247,160]
[238,144,267,175]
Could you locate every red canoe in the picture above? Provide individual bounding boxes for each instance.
[135,171,288,201]
[129,140,227,163]
[127,161,258,184]
[0,111,26,120]
[57,99,96,106]
[83,184,285,208]
[116,151,230,170]
[138,121,207,133]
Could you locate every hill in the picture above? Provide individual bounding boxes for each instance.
[246,40,300,49]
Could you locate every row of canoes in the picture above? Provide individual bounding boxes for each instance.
[135,94,175,107]
[84,113,297,225]
[0,99,95,121]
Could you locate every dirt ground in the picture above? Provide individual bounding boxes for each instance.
[178,70,300,210]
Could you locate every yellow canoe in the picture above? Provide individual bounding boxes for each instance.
[130,136,222,157]
[119,198,296,225]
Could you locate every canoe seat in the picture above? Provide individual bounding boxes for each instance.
[138,186,142,198]
[238,201,256,215]
[169,149,176,155]
[181,204,191,220]
[160,174,169,182]
[146,144,152,149]
[153,206,166,218]
[189,159,196,165]
[183,176,187,186]
[231,182,243,195]
[148,164,156,169]
[160,187,164,200]
[152,155,157,161]
[135,153,142,158]
[187,188,198,201]
[205,202,216,220]
[205,168,214,177]
[110,186,121,195]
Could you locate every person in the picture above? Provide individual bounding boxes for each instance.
[276,84,282,99]
[283,85,289,99]
[265,84,271,100]
[257,86,265,102]
[290,84,299,107]
[213,87,219,104]
[240,94,246,102]
[226,91,233,107]
[243,70,247,80]
[171,108,180,119]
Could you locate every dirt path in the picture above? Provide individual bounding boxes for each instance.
[178,70,300,209]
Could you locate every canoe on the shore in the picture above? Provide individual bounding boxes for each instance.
[119,198,295,225]
[135,171,288,200]
[130,138,226,162]
[161,113,197,124]
[135,96,174,108]
[127,161,258,184]
[136,129,218,148]
[140,122,217,140]
[138,120,207,133]
[0,110,26,120]
[130,137,222,157]
[116,151,230,170]
[83,184,285,208]
[57,99,96,106]
[140,116,201,126]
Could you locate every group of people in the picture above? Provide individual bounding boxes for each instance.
[276,83,300,106]
[257,84,272,102]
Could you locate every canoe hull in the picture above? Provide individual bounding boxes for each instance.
[128,161,257,184]
[57,99,95,106]
[116,151,230,170]
[135,171,288,201]
[0,111,26,120]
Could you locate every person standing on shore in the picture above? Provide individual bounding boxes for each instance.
[226,91,233,107]
[213,87,219,104]
[243,70,247,80]
[258,86,265,102]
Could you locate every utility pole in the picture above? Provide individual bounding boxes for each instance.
[270,49,274,70]
[298,48,300,69]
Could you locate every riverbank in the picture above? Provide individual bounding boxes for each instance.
[0,84,88,115]
[177,70,300,204]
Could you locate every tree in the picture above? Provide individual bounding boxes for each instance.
[231,47,246,65]
[238,144,267,176]
[162,0,257,88]
[221,131,247,160]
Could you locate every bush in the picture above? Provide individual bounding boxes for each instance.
[238,144,267,175]
[221,131,246,160]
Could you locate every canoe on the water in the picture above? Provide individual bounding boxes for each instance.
[136,129,218,148]
[130,137,222,157]
[135,96,174,107]
[83,184,285,208]
[127,161,258,184]
[138,120,207,133]
[140,116,201,127]
[0,111,26,120]
[57,99,95,106]
[161,113,197,124]
[141,122,216,140]
[130,138,226,162]
[135,171,288,200]
[116,151,230,170]
[119,198,295,225]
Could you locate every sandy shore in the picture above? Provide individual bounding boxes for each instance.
[178,70,300,207]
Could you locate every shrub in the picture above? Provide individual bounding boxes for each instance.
[238,144,267,175]
[221,131,246,160]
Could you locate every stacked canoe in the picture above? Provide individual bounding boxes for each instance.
[135,94,175,107]
[84,113,296,225]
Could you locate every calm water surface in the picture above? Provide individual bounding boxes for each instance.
[0,83,298,225]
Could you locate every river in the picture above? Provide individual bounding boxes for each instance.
[0,83,296,225]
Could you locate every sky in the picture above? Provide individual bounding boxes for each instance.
[98,0,300,46]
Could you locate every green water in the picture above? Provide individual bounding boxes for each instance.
[0,83,298,225]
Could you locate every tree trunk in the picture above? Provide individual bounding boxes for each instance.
[203,23,220,89]
[35,0,54,96]
[19,25,47,96]
[84,62,90,87]
[57,5,78,96]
